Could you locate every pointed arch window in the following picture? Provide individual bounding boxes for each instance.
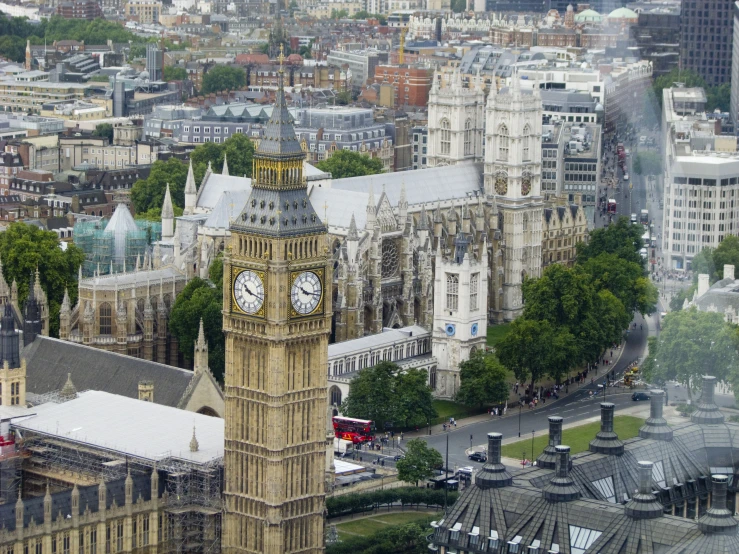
[497,124,509,161]
[522,124,531,162]
[464,119,472,156]
[440,118,451,155]
[446,273,459,311]
[470,273,479,311]
[99,302,112,335]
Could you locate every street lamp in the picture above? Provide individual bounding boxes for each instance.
[531,430,535,463]
[518,401,523,438]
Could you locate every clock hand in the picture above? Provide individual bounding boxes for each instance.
[245,285,263,300]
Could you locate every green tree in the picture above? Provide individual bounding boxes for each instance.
[340,362,437,430]
[335,90,352,105]
[707,83,731,113]
[131,157,189,213]
[580,253,657,315]
[642,308,739,399]
[92,123,114,143]
[633,151,662,176]
[497,319,576,389]
[690,235,739,283]
[190,133,255,181]
[577,216,645,268]
[0,223,85,337]
[330,8,349,18]
[134,205,183,222]
[455,350,511,408]
[201,65,246,94]
[394,369,437,429]
[316,150,384,178]
[652,68,707,108]
[163,65,187,81]
[669,282,696,311]
[395,439,443,486]
[298,45,312,59]
[450,0,467,12]
[340,361,397,430]
[168,277,225,382]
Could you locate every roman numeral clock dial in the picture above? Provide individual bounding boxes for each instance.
[290,270,323,316]
[232,269,265,316]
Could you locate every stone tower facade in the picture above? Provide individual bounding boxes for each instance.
[431,231,488,398]
[426,69,485,167]
[222,49,330,554]
[484,73,543,320]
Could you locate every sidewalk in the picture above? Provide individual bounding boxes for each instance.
[404,340,629,441]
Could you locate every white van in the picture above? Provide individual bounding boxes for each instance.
[630,213,638,224]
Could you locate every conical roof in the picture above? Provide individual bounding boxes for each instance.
[255,49,303,159]
[105,203,139,264]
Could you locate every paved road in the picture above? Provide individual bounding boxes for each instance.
[422,313,650,468]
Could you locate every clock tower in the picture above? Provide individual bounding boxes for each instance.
[222,48,330,554]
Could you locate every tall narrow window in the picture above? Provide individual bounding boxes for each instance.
[464,119,472,156]
[440,119,451,155]
[99,303,112,335]
[522,125,531,161]
[497,124,509,161]
[470,273,479,311]
[446,273,459,311]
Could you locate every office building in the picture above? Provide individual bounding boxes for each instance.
[680,0,733,86]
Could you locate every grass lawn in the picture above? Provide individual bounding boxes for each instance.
[431,399,483,425]
[487,324,511,347]
[336,512,440,539]
[500,415,644,460]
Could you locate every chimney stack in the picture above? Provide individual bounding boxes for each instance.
[475,433,512,489]
[697,475,738,535]
[639,390,673,441]
[542,445,580,502]
[624,461,664,519]
[589,403,624,455]
[691,376,725,425]
[537,416,563,469]
[724,264,735,280]
[697,274,710,297]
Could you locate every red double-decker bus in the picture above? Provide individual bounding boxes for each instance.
[332,416,376,444]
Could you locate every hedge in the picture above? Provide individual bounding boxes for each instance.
[326,487,457,519]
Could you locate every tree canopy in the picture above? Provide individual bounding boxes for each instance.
[340,362,437,430]
[92,123,113,143]
[0,223,85,337]
[690,235,739,283]
[168,271,225,382]
[497,319,576,389]
[163,65,188,82]
[455,350,511,407]
[201,65,246,94]
[315,150,384,178]
[131,134,255,213]
[577,216,645,268]
[652,68,730,112]
[642,308,739,399]
[395,439,443,486]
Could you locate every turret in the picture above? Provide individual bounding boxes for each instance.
[162,183,174,240]
[222,153,229,176]
[398,181,408,221]
[59,288,71,341]
[184,159,197,215]
[346,213,359,263]
[0,303,19,369]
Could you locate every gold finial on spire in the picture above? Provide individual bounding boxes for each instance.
[278,44,285,72]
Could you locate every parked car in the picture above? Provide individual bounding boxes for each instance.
[393,454,404,461]
[632,392,651,401]
[468,452,487,463]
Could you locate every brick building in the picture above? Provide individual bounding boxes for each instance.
[371,65,432,107]
[56,0,103,19]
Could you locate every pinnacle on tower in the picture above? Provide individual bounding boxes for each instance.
[189,426,199,452]
[185,159,196,194]
[347,213,358,241]
[222,154,229,176]
[162,184,174,240]
[60,373,77,400]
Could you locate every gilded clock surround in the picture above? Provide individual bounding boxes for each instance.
[230,267,266,317]
[289,268,325,318]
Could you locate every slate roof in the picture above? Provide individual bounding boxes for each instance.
[22,336,194,409]
[254,69,303,158]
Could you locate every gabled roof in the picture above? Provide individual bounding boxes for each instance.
[23,336,195,409]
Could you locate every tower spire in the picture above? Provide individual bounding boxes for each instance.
[222,154,229,176]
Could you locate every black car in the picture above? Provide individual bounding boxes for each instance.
[468,452,487,462]
[632,392,651,401]
[393,454,404,461]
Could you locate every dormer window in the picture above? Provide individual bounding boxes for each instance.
[468,526,480,546]
[508,536,522,553]
[489,530,499,550]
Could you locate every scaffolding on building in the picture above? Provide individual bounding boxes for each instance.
[74,216,162,278]
[14,391,222,553]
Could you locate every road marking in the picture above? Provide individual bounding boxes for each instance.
[563,409,575,413]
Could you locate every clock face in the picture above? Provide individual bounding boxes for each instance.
[521,175,531,196]
[233,270,264,315]
[291,271,323,315]
[495,176,508,195]
[471,323,478,337]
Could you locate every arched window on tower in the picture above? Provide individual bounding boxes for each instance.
[522,124,531,162]
[440,119,451,155]
[497,124,509,161]
[446,273,459,311]
[464,119,472,156]
[99,302,112,335]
